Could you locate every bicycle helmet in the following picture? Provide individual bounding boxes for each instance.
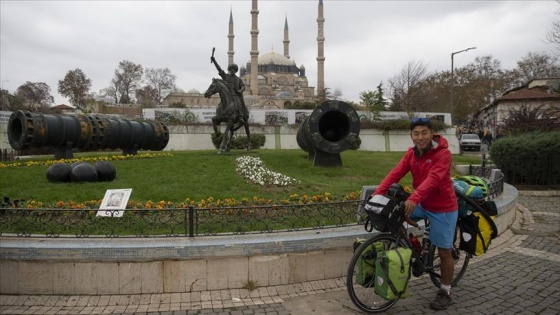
[455,175,489,197]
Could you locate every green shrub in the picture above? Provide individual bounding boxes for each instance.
[490,131,560,185]
[211,132,266,150]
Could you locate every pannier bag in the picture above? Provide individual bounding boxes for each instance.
[374,247,412,300]
[480,200,498,216]
[453,179,484,218]
[363,194,403,233]
[458,212,497,256]
[354,239,385,287]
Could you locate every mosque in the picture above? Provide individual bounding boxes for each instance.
[163,0,326,109]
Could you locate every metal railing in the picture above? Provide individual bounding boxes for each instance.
[1,149,18,161]
[0,168,510,239]
[498,155,559,188]
[0,200,363,238]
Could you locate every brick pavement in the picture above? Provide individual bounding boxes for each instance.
[1,194,559,315]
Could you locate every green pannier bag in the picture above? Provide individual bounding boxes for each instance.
[374,247,412,300]
[354,239,384,287]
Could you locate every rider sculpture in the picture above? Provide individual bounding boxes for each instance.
[207,49,251,154]
[210,56,249,124]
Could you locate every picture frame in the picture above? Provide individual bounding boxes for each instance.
[96,188,132,217]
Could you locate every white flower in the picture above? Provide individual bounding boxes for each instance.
[235,156,300,187]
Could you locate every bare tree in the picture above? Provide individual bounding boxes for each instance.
[113,60,143,104]
[511,51,560,85]
[330,87,343,100]
[100,84,119,104]
[546,0,560,52]
[58,68,92,111]
[15,81,54,110]
[136,85,159,107]
[388,60,428,112]
[144,68,176,104]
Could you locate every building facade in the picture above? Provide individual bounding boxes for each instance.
[476,78,560,137]
[163,0,324,110]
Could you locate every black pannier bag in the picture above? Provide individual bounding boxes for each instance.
[363,194,404,233]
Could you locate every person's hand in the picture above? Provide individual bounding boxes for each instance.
[211,56,216,63]
[403,200,418,227]
[404,200,416,216]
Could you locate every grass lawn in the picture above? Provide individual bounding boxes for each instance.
[0,149,481,206]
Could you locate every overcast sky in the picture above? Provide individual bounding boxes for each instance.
[1,0,558,105]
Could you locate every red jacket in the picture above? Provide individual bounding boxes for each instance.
[374,134,458,213]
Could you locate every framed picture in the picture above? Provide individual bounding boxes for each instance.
[96,188,132,217]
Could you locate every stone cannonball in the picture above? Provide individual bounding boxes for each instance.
[70,163,98,183]
[94,161,116,182]
[46,163,72,183]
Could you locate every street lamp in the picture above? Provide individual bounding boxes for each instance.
[449,47,476,122]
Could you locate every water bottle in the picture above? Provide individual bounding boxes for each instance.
[409,233,422,254]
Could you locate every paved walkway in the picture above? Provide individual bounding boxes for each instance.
[1,194,559,315]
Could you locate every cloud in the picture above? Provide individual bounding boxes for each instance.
[1,0,557,105]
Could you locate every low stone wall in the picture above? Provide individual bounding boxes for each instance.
[162,125,462,154]
[0,184,518,295]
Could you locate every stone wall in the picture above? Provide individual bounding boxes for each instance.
[0,184,518,295]
[165,125,461,154]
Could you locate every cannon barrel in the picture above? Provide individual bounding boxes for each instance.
[8,110,169,159]
[296,100,360,167]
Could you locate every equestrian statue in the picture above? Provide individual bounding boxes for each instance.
[205,48,251,154]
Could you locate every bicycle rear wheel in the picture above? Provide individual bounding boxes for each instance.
[426,226,470,288]
[346,233,408,313]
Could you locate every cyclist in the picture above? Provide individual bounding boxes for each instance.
[372,117,458,310]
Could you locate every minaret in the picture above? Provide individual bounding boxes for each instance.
[283,15,290,59]
[250,0,259,96]
[228,9,235,66]
[316,0,326,100]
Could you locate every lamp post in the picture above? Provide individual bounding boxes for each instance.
[449,47,476,122]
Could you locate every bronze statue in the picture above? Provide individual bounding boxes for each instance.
[205,48,251,154]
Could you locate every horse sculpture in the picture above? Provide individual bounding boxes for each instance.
[203,78,251,154]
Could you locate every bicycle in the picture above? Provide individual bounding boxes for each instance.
[346,185,471,313]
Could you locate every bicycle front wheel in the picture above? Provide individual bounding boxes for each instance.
[346,233,408,313]
[426,226,470,288]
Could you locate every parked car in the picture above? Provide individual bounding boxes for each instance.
[459,134,481,151]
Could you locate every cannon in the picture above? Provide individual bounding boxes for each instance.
[7,110,169,159]
[296,100,360,167]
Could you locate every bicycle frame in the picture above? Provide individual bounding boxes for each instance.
[391,219,439,279]
[347,186,476,313]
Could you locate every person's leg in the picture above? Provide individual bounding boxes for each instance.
[424,210,458,310]
[439,247,454,287]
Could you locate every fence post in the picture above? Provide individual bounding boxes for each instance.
[188,206,194,237]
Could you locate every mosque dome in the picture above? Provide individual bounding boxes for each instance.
[258,51,296,66]
[186,88,200,95]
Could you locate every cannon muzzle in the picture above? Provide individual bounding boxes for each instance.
[296,100,360,167]
[8,110,169,159]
